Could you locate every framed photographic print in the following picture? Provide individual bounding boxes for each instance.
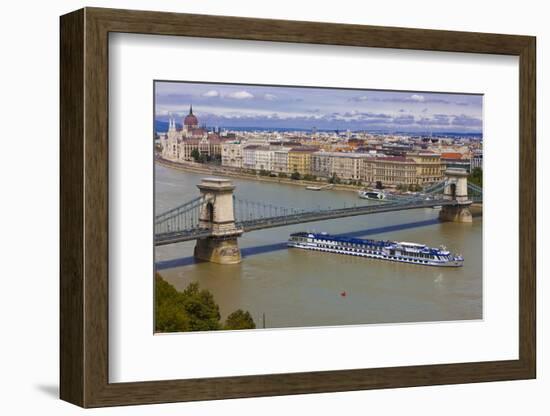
[60,7,536,408]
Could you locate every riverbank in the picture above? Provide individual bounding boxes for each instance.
[155,158,483,215]
[155,157,364,193]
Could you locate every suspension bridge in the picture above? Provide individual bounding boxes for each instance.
[154,168,481,264]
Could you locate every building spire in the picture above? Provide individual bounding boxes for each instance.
[168,113,175,132]
[189,104,193,115]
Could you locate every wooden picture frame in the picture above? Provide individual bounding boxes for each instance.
[60,7,536,408]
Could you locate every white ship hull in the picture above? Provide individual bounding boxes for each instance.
[287,232,464,267]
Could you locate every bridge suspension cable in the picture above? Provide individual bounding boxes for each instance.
[155,195,214,236]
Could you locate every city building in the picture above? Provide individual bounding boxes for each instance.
[221,141,244,169]
[364,156,418,186]
[311,152,333,178]
[406,151,444,184]
[160,106,224,162]
[441,152,471,172]
[243,145,260,170]
[470,152,483,170]
[273,147,291,174]
[288,146,319,175]
[254,146,276,172]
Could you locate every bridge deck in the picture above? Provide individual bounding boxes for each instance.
[154,199,466,246]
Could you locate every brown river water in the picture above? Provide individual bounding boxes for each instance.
[154,163,482,329]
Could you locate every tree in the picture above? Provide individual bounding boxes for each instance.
[156,299,190,332]
[375,181,384,190]
[224,309,256,330]
[155,274,256,333]
[259,169,270,176]
[191,148,201,162]
[155,274,190,332]
[181,282,221,331]
[328,173,340,184]
[278,172,288,178]
[290,171,301,180]
[408,183,422,192]
[468,167,483,187]
[396,184,408,192]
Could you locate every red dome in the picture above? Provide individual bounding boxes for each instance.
[183,105,198,127]
[184,114,198,126]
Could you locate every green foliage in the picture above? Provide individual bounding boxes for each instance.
[155,275,190,332]
[408,183,422,192]
[224,309,256,330]
[468,167,483,187]
[375,181,384,189]
[302,174,316,181]
[278,172,288,178]
[181,282,221,331]
[290,171,301,180]
[259,169,270,176]
[191,148,201,162]
[155,274,255,333]
[328,173,341,184]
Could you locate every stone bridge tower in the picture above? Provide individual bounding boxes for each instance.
[438,168,473,223]
[194,178,243,264]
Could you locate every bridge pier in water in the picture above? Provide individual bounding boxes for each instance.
[438,168,473,223]
[194,178,243,264]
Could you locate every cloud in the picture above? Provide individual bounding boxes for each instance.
[226,90,254,99]
[418,114,450,126]
[202,90,219,97]
[452,114,482,127]
[350,95,369,102]
[392,115,415,125]
[264,93,277,101]
[370,95,458,105]
[157,109,481,133]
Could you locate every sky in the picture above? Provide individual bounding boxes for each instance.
[155,81,483,134]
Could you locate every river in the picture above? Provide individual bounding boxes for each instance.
[154,163,482,329]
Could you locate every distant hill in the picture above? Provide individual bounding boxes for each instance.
[154,119,482,138]
[155,120,182,133]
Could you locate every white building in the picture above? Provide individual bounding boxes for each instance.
[221,141,244,168]
[273,148,290,174]
[471,152,483,170]
[254,146,276,172]
[311,152,372,180]
[243,145,260,170]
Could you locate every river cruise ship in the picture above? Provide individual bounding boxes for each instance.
[288,232,463,267]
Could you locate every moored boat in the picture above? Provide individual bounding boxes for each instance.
[358,189,385,200]
[306,184,334,191]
